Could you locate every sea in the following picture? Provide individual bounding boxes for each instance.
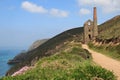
[0,49,21,77]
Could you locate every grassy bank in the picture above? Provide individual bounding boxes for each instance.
[88,42,120,61]
[1,46,116,80]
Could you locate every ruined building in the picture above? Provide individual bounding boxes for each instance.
[83,7,98,44]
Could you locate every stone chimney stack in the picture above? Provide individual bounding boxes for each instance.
[93,7,98,38]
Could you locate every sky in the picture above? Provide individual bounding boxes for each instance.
[0,0,120,50]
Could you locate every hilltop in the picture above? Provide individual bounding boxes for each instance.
[98,15,120,41]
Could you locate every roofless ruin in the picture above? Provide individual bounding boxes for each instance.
[83,7,98,44]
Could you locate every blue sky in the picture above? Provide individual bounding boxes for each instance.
[0,0,120,50]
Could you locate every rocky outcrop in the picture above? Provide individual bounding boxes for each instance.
[7,51,27,64]
[94,37,120,46]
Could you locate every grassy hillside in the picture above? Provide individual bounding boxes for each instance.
[6,27,84,76]
[1,43,116,80]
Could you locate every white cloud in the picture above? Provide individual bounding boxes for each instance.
[77,0,120,13]
[79,8,90,15]
[50,8,69,17]
[21,1,69,17]
[21,1,47,13]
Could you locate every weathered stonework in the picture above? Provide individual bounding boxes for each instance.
[83,7,98,44]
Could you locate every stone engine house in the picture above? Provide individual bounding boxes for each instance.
[83,7,98,44]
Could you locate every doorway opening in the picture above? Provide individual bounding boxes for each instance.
[88,34,92,40]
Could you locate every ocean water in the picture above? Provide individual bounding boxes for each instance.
[0,49,20,77]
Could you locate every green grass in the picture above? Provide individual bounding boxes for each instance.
[1,46,116,80]
[88,42,120,61]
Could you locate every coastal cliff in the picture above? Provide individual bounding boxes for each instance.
[5,15,120,79]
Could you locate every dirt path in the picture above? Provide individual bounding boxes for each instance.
[82,44,120,80]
